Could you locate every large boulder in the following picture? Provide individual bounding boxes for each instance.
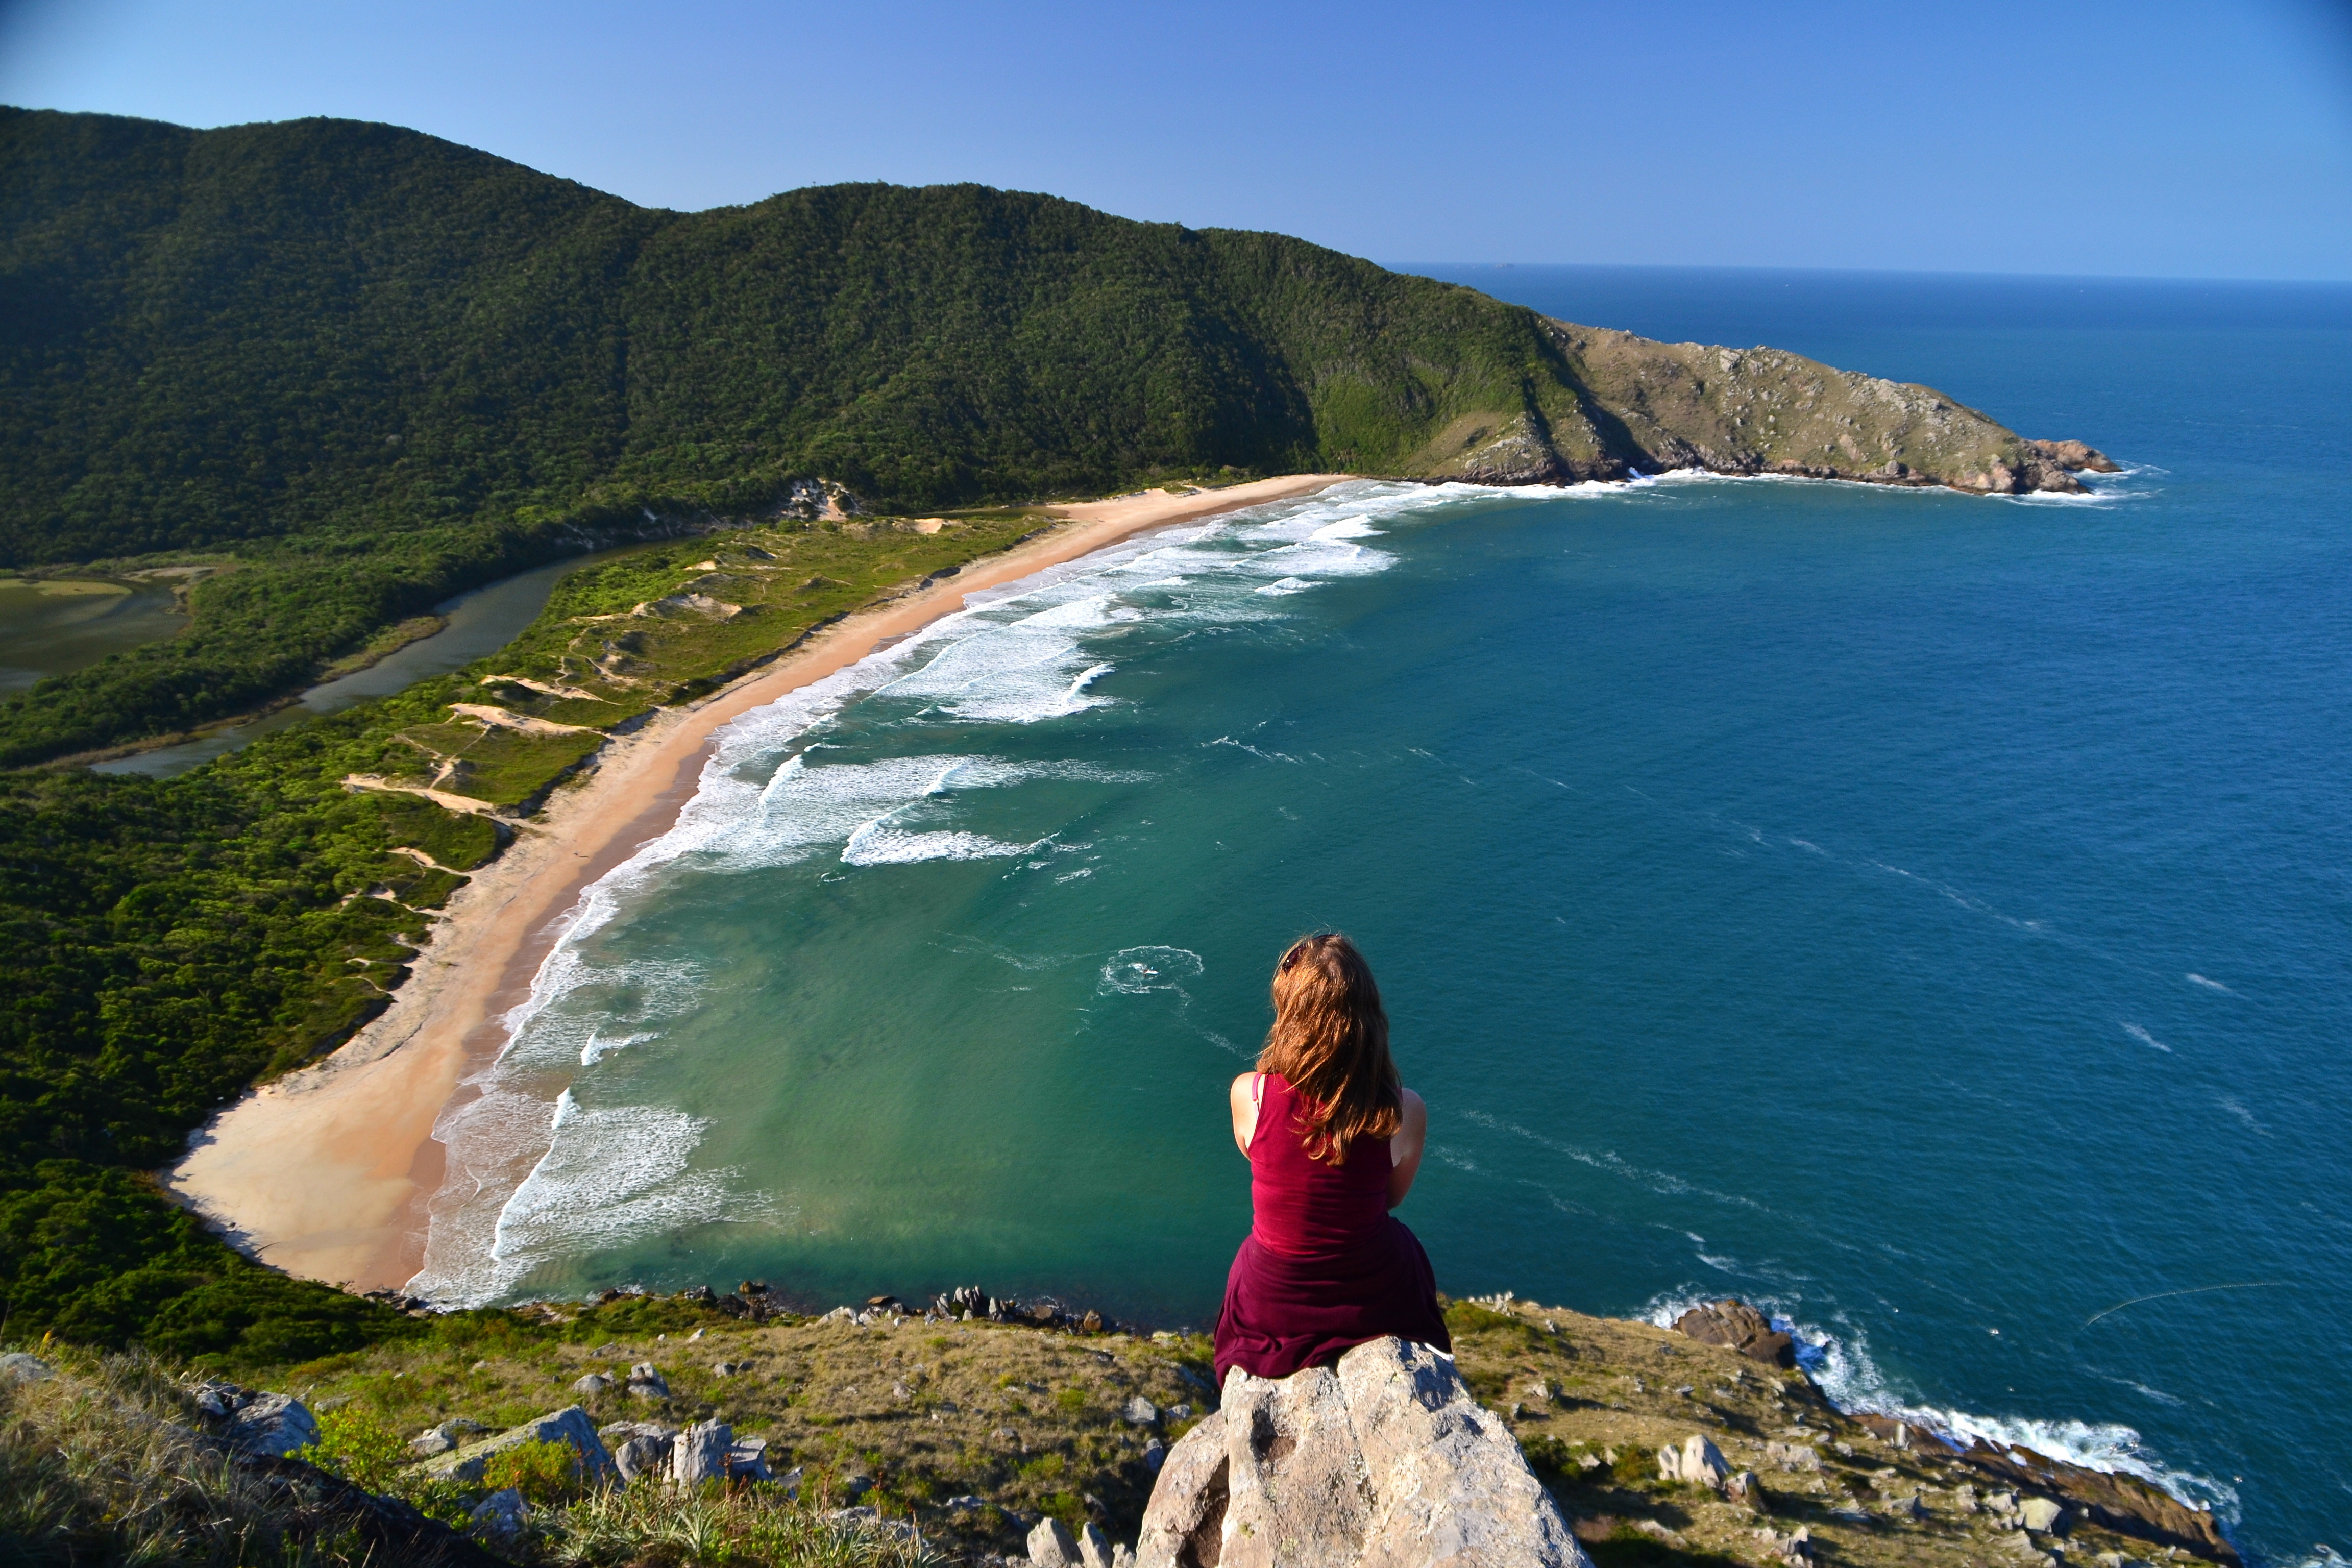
[1137,1336,1590,1568]
[421,1405,616,1485]
[1671,1300,1796,1368]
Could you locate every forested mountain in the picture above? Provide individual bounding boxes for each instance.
[0,107,2092,766]
[1,105,1579,566]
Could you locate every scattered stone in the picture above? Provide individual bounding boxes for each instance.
[1078,1520,1115,1568]
[468,1486,528,1546]
[891,1381,911,1401]
[1028,1516,1080,1568]
[990,1427,1020,1447]
[625,1361,668,1399]
[1754,1525,1813,1563]
[1671,1298,1798,1368]
[1136,1335,1589,1568]
[1765,1439,1822,1472]
[1142,1437,1167,1474]
[589,1342,619,1357]
[2020,1495,2067,1533]
[842,1472,875,1501]
[1123,1395,1159,1426]
[1727,1469,1761,1506]
[1884,1489,1927,1519]
[774,1464,804,1499]
[1166,1403,1192,1422]
[226,1392,320,1458]
[0,1353,54,1384]
[942,1494,985,1512]
[572,1373,612,1395]
[1658,1433,1730,1487]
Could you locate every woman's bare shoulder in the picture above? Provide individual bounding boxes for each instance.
[1230,1071,1258,1100]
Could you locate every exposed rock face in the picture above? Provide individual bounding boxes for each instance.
[1408,318,2120,498]
[1673,1299,1797,1368]
[1136,1336,1590,1568]
[421,1404,616,1486]
[2026,438,2121,473]
[1658,1432,1730,1487]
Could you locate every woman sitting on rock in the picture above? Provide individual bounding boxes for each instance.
[1214,933,1450,1386]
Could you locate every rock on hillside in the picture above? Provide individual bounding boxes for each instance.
[1139,1336,1588,1568]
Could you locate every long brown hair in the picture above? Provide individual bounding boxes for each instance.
[1256,933,1401,1165]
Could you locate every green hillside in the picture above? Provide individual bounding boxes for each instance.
[1,107,2094,767]
[0,108,1605,763]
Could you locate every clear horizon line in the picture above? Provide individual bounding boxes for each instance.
[1385,260,2352,290]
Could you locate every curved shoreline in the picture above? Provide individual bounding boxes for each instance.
[164,474,1350,1292]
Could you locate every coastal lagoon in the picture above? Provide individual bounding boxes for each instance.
[414,272,2351,1563]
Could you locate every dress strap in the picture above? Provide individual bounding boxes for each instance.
[1252,1072,1264,1105]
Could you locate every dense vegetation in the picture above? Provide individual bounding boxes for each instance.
[0,517,1050,1366]
[1,105,1588,763]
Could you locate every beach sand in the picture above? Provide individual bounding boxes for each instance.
[164,475,1348,1294]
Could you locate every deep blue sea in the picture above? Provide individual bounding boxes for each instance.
[415,267,2352,1563]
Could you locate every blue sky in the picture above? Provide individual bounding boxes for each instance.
[4,0,2348,280]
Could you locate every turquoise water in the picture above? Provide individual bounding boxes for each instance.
[414,271,2352,1563]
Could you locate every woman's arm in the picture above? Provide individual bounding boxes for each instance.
[1388,1089,1428,1209]
[1229,1072,1260,1157]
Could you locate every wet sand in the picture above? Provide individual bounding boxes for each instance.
[164,475,1349,1292]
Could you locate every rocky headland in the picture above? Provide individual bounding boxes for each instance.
[1413,321,2120,497]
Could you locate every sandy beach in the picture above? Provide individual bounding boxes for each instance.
[165,474,1348,1294]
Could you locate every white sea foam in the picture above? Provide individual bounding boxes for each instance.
[1098,946,1204,995]
[1256,577,1318,596]
[2186,972,2233,993]
[580,1030,659,1067]
[2121,1021,2174,1053]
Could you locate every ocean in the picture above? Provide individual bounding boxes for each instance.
[409,267,2352,1563]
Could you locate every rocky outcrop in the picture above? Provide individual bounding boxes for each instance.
[1137,1336,1590,1568]
[1672,1298,1797,1368]
[193,1383,320,1458]
[420,1404,615,1486]
[1471,321,2122,498]
[1954,1438,2239,1564]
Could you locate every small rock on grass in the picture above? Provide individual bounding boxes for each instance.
[0,1353,53,1383]
[468,1487,528,1545]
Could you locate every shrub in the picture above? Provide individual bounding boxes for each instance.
[299,1402,409,1491]
[480,1436,587,1508]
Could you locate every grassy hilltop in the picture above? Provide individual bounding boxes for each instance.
[3,1290,2230,1567]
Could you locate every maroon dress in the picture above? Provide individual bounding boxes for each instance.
[1212,1072,1451,1385]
